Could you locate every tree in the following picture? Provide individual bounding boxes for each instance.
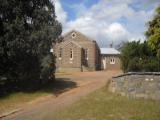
[145,6,160,58]
[0,0,62,91]
[120,6,160,73]
[120,41,141,72]
[120,41,157,72]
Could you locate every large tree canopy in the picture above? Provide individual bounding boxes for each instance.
[120,41,159,72]
[120,6,160,73]
[0,0,62,91]
[145,6,160,58]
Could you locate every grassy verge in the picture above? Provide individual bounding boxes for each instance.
[0,74,76,116]
[0,82,56,115]
[46,87,160,120]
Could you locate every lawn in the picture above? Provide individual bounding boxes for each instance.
[46,87,160,120]
[0,77,76,116]
[0,82,56,115]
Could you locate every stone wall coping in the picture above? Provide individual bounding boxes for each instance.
[113,72,160,78]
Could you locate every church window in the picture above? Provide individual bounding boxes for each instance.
[85,49,88,60]
[59,48,62,59]
[70,48,73,60]
[71,32,76,38]
[110,58,115,64]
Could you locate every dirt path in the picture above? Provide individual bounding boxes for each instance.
[3,70,121,120]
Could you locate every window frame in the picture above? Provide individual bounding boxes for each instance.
[110,58,115,64]
[58,48,62,60]
[70,48,73,60]
[85,49,88,60]
[71,32,76,38]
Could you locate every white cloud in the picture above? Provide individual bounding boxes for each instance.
[54,0,157,47]
[105,23,128,41]
[54,0,67,25]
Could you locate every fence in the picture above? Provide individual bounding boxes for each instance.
[109,72,160,100]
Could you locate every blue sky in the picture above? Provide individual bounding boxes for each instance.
[54,0,160,47]
[60,0,99,21]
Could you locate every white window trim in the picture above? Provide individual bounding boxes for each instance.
[85,49,89,60]
[110,58,115,64]
[71,32,76,38]
[70,48,73,60]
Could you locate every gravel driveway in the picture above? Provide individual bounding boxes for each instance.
[4,70,121,120]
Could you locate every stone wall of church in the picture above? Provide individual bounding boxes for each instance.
[53,30,101,72]
[54,42,82,72]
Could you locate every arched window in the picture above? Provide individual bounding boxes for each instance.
[70,48,73,60]
[110,58,115,64]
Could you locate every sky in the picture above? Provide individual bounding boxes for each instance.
[53,0,160,47]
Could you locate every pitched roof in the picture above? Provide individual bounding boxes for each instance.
[100,48,120,55]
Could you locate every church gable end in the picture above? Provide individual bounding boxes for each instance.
[54,30,101,72]
[63,30,94,43]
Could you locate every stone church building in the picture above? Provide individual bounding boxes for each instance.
[53,30,121,72]
[53,30,101,72]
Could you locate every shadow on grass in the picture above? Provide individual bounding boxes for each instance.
[0,77,77,99]
[42,78,77,96]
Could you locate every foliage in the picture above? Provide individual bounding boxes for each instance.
[120,41,159,72]
[40,54,56,81]
[145,6,160,58]
[121,6,160,72]
[0,0,62,92]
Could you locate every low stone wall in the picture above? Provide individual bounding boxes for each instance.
[110,72,160,100]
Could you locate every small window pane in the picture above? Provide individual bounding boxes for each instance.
[70,48,73,59]
[85,49,88,60]
[110,58,115,64]
[59,48,62,58]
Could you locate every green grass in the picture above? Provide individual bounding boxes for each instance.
[46,87,160,120]
[0,82,57,115]
[0,76,76,115]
